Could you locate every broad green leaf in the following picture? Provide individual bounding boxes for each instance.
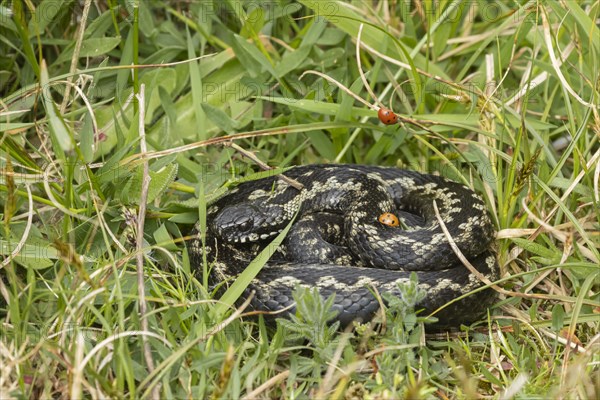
[301,16,327,46]
[158,86,178,131]
[153,224,178,251]
[168,212,199,224]
[80,113,94,163]
[13,255,54,269]
[549,177,591,197]
[40,60,73,156]
[128,163,179,204]
[0,122,33,131]
[240,6,265,38]
[201,103,239,132]
[95,138,140,186]
[55,37,122,64]
[551,304,565,331]
[186,27,207,140]
[138,0,157,37]
[274,46,311,78]
[85,7,116,38]
[306,131,335,160]
[232,34,277,76]
[0,239,57,269]
[511,238,559,260]
[28,0,68,35]
[141,68,177,124]
[80,37,121,57]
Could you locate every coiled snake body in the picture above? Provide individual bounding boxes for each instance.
[191,165,498,326]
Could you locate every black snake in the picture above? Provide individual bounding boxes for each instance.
[191,164,499,327]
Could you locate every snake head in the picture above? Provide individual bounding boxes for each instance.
[212,204,279,243]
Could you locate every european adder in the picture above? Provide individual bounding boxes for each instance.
[191,164,499,327]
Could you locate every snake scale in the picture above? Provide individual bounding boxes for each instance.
[191,164,499,327]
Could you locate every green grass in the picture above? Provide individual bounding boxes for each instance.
[1,0,599,398]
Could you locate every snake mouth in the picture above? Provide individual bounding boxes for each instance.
[233,230,281,243]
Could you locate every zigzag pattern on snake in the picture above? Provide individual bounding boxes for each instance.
[191,164,499,327]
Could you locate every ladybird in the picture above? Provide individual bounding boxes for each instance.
[378,212,400,227]
[377,108,398,125]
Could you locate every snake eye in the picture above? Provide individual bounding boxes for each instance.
[237,218,253,232]
[378,212,400,227]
